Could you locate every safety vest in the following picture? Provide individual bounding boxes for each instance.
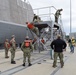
[41,39,45,44]
[24,40,31,47]
[4,42,10,48]
[7,43,11,48]
[27,23,34,29]
[71,39,75,45]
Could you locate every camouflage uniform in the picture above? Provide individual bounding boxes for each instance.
[31,26,39,36]
[32,38,38,50]
[53,52,64,67]
[21,39,33,66]
[55,9,63,23]
[33,14,41,23]
[10,36,16,64]
[26,22,39,36]
[4,39,10,58]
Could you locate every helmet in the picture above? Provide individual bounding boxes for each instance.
[26,36,29,39]
[11,35,15,38]
[5,39,8,42]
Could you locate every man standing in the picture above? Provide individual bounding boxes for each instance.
[55,9,63,23]
[70,37,75,53]
[41,37,45,50]
[4,39,10,58]
[10,35,16,64]
[50,35,67,68]
[21,36,33,66]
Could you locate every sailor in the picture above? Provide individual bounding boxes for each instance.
[26,22,39,36]
[4,39,10,58]
[32,37,38,50]
[41,37,45,44]
[55,9,63,23]
[50,35,67,68]
[70,37,76,53]
[10,35,16,64]
[40,37,45,50]
[21,36,33,66]
[33,14,41,23]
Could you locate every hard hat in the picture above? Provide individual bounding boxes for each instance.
[26,36,29,39]
[5,39,8,41]
[11,35,15,38]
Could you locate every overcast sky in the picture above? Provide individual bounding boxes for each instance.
[27,0,75,35]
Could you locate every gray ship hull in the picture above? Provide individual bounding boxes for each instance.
[0,21,33,48]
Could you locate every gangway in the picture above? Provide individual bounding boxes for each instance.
[27,20,64,53]
[27,6,65,53]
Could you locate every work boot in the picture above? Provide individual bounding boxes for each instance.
[13,61,16,64]
[52,65,57,68]
[61,65,63,68]
[61,62,64,68]
[28,63,32,66]
[5,56,9,58]
[11,61,16,64]
[22,63,25,66]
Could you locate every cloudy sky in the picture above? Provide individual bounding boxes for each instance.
[26,0,75,35]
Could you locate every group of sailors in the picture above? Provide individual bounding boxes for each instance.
[4,8,64,68]
[4,35,45,66]
[4,35,16,64]
[4,34,76,68]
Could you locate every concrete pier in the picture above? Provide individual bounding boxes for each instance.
[0,47,76,75]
